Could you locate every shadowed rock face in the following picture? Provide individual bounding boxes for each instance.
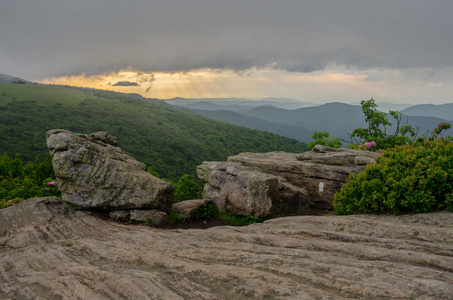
[46,129,174,211]
[197,146,380,217]
[1,197,452,299]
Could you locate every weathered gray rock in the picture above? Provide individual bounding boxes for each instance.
[1,197,452,299]
[109,210,130,222]
[198,146,380,217]
[46,129,174,211]
[171,199,211,218]
[130,209,170,226]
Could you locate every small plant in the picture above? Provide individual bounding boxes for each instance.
[168,209,185,223]
[145,218,155,227]
[307,130,342,149]
[190,202,218,219]
[218,211,267,226]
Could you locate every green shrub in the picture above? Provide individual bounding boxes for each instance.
[173,174,204,203]
[190,202,218,219]
[0,153,60,209]
[334,137,453,215]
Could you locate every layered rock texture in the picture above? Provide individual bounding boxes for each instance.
[197,145,379,217]
[1,197,452,299]
[46,129,174,211]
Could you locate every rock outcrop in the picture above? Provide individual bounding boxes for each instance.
[46,129,174,211]
[197,145,380,217]
[1,197,452,299]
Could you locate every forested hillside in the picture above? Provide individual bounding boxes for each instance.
[0,83,307,180]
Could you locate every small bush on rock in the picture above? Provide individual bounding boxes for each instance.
[334,136,453,215]
[191,202,218,219]
[173,174,205,203]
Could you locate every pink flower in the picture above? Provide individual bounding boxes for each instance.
[358,145,363,148]
[48,181,56,186]
[364,141,376,148]
[7,200,12,203]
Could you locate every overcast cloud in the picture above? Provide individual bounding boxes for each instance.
[1,0,453,103]
[1,0,451,78]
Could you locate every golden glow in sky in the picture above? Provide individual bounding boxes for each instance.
[42,67,452,104]
[43,68,368,100]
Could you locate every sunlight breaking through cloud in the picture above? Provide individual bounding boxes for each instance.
[42,67,453,104]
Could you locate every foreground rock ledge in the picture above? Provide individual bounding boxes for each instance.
[1,197,452,299]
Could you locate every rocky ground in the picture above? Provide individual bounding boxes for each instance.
[1,197,452,299]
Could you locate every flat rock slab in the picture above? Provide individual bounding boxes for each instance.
[1,197,452,299]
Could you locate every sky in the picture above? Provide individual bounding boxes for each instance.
[1,0,453,104]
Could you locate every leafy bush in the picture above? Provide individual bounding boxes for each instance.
[191,202,218,219]
[173,174,205,203]
[333,137,453,215]
[0,153,60,209]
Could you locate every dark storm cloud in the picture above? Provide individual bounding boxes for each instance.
[1,0,452,79]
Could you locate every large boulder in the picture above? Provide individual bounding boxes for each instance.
[197,145,380,217]
[46,129,174,211]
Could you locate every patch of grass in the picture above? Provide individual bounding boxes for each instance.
[168,209,185,223]
[218,211,267,226]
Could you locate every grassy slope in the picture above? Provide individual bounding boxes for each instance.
[0,83,307,181]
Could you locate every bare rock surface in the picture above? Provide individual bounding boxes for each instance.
[198,146,380,217]
[46,129,174,211]
[1,197,452,299]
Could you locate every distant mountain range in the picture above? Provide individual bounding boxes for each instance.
[0,73,32,84]
[401,103,453,120]
[1,73,451,145]
[166,98,317,111]
[167,98,453,143]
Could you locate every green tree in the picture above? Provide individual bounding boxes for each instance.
[349,98,416,150]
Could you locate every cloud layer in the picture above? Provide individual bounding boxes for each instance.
[1,0,452,80]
